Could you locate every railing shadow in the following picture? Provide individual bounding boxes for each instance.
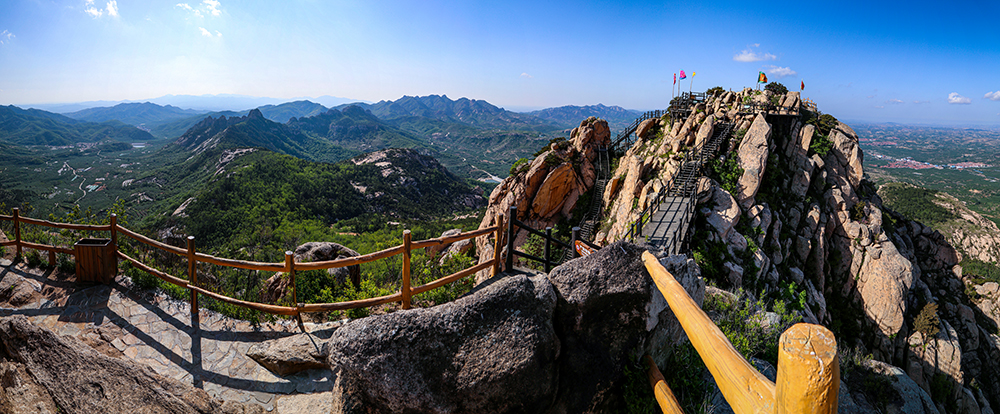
[0,261,335,394]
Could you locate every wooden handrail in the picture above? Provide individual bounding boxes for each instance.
[116,225,188,256]
[17,216,111,231]
[641,251,838,413]
[293,245,405,271]
[644,354,684,414]
[194,252,286,272]
[3,209,505,321]
[643,251,775,413]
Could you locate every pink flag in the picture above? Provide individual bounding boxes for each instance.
[679,70,687,80]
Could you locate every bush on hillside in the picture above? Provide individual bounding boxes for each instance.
[765,82,788,96]
[706,86,725,97]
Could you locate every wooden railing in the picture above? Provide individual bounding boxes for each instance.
[1,208,507,326]
[641,251,839,413]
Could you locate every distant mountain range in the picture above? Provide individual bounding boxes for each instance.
[23,94,367,114]
[64,102,207,127]
[346,95,560,133]
[0,105,154,146]
[526,104,643,132]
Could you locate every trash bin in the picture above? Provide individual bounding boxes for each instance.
[74,238,116,284]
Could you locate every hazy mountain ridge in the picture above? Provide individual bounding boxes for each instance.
[63,102,207,127]
[527,104,643,132]
[0,105,154,146]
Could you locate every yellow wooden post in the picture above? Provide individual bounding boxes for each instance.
[642,251,776,414]
[401,230,412,309]
[644,355,685,414]
[775,323,839,414]
[491,215,505,278]
[12,207,21,258]
[187,236,197,317]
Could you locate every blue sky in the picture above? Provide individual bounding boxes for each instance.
[1,0,998,125]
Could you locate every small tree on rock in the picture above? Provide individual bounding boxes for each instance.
[914,302,940,344]
[765,82,788,96]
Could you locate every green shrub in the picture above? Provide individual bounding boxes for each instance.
[25,250,42,267]
[509,158,531,176]
[808,131,832,157]
[706,86,725,97]
[709,154,744,196]
[764,82,788,96]
[914,302,940,343]
[57,253,75,274]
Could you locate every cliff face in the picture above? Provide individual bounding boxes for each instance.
[478,88,1000,412]
[474,117,610,282]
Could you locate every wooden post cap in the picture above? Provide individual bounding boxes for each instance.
[775,323,839,414]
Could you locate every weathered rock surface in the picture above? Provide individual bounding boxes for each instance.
[247,334,329,377]
[736,113,771,209]
[857,241,916,338]
[0,315,261,414]
[475,117,610,282]
[262,242,361,303]
[327,273,559,414]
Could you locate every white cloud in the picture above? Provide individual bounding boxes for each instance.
[874,105,884,109]
[215,30,222,37]
[199,27,212,37]
[985,91,1000,101]
[948,92,971,104]
[106,1,118,17]
[85,6,103,17]
[0,30,13,45]
[765,65,797,78]
[85,0,94,4]
[733,44,777,62]
[176,3,192,11]
[913,100,930,104]
[520,72,532,78]
[203,0,221,16]
[886,99,904,104]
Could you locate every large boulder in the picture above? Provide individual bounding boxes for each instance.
[0,315,260,414]
[326,272,558,414]
[247,334,329,377]
[545,241,661,413]
[857,241,916,339]
[532,162,581,219]
[262,242,361,303]
[736,113,772,209]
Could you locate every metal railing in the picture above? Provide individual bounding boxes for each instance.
[503,206,601,272]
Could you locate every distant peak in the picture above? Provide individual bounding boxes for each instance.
[247,108,264,119]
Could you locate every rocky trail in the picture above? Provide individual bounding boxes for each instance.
[0,258,341,413]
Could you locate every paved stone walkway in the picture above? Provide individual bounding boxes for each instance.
[0,258,341,413]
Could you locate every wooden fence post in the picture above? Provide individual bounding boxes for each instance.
[110,214,118,252]
[401,230,412,309]
[506,206,516,271]
[187,236,198,327]
[775,323,839,414]
[491,214,505,278]
[285,251,302,325]
[187,237,197,303]
[12,207,21,258]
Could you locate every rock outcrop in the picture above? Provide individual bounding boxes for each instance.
[474,117,611,282]
[326,242,703,413]
[327,272,559,414]
[262,241,360,303]
[0,315,261,414]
